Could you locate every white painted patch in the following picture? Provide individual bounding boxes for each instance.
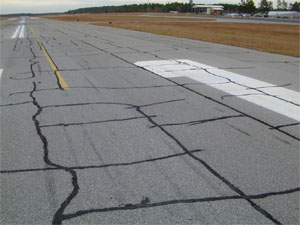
[11,25,21,39]
[19,25,25,38]
[135,59,300,121]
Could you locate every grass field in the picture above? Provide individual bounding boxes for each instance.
[44,13,300,57]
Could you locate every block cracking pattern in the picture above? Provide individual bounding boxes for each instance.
[1,26,299,225]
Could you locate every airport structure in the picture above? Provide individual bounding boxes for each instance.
[268,11,300,18]
[192,5,224,15]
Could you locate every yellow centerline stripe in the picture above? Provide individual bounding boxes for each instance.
[30,27,69,90]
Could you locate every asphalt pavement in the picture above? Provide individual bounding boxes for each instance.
[0,17,299,225]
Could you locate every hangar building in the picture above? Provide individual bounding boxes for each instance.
[192,5,224,15]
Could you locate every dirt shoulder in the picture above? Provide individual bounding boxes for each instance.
[44,13,300,57]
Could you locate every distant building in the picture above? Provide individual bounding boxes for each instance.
[268,11,300,18]
[192,5,224,15]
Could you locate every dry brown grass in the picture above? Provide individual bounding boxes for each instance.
[44,13,300,57]
[44,13,214,23]
[0,18,8,21]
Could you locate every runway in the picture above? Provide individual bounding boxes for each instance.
[0,17,299,224]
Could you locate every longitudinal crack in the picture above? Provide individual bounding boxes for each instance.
[30,81,79,225]
[62,187,300,221]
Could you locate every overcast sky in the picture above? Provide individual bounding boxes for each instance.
[0,0,297,14]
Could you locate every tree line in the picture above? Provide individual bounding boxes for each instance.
[239,0,300,13]
[67,3,192,14]
[66,1,300,15]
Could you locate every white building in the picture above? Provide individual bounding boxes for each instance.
[192,5,224,15]
[268,11,300,18]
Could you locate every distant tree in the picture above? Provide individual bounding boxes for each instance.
[259,0,273,12]
[67,3,193,14]
[277,0,282,9]
[277,0,288,10]
[282,0,288,9]
[239,0,256,14]
[291,1,300,11]
[219,3,240,13]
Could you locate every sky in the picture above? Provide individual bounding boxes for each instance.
[0,0,297,14]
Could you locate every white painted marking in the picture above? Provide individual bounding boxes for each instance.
[11,25,21,39]
[135,59,300,121]
[19,25,25,38]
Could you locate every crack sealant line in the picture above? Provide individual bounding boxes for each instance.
[135,106,283,225]
[34,96,283,224]
[30,27,69,90]
[30,82,78,225]
[62,187,299,221]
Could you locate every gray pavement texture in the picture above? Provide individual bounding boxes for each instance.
[0,17,299,225]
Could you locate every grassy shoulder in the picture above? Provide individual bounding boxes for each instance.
[45,13,300,57]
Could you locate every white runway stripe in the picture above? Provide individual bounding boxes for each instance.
[19,25,25,38]
[136,59,300,122]
[11,25,21,39]
[10,25,25,39]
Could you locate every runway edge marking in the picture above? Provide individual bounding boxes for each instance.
[30,27,69,90]
[135,59,300,122]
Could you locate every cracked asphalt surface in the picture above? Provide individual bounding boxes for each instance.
[0,17,299,225]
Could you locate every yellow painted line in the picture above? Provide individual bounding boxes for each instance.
[30,27,69,90]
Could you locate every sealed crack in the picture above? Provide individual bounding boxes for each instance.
[270,122,300,130]
[135,105,283,225]
[203,67,299,107]
[0,149,204,174]
[26,35,77,225]
[149,114,245,128]
[40,115,157,128]
[0,101,32,107]
[34,99,284,224]
[61,187,299,221]
[174,60,299,108]
[42,41,293,223]
[10,33,37,80]
[29,81,79,225]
